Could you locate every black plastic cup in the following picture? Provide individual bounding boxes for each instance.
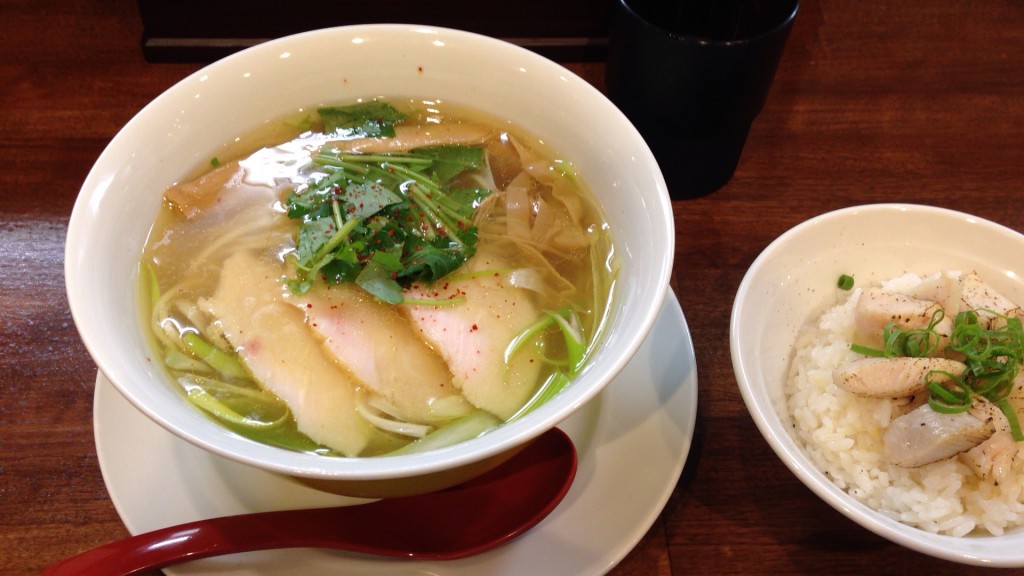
[606,0,799,198]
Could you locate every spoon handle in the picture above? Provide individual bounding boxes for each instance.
[43,507,388,576]
[44,428,577,575]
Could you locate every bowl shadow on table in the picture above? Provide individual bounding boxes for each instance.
[659,407,917,569]
[661,412,996,574]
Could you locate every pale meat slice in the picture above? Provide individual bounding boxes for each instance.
[883,403,996,467]
[906,273,963,319]
[1008,370,1024,415]
[959,430,1017,483]
[296,284,472,425]
[201,251,373,457]
[330,123,491,154]
[960,271,1022,328]
[853,287,953,353]
[955,395,1016,482]
[163,160,245,219]
[400,247,543,420]
[832,356,966,398]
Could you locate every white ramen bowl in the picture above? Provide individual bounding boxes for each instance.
[731,203,1024,566]
[65,25,674,497]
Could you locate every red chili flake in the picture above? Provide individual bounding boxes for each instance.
[306,303,313,309]
[470,324,479,332]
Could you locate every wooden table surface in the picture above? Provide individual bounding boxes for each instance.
[4,1,1024,574]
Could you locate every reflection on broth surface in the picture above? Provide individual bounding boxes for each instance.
[141,98,617,457]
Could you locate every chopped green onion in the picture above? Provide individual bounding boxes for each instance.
[504,308,586,374]
[925,371,971,413]
[507,371,572,422]
[181,332,249,379]
[504,314,557,366]
[183,383,288,430]
[837,274,855,291]
[863,305,1024,440]
[143,262,161,306]
[548,310,587,377]
[997,398,1024,442]
[849,343,886,357]
[851,310,946,359]
[385,410,500,456]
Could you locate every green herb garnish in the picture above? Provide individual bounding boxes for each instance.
[503,308,588,422]
[837,274,855,291]
[850,308,946,359]
[852,308,1024,441]
[284,102,490,303]
[318,101,407,137]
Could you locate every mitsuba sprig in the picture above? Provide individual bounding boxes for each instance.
[284,101,490,304]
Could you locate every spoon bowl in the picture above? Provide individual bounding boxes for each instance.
[46,428,577,576]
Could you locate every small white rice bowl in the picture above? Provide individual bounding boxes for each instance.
[731,204,1024,566]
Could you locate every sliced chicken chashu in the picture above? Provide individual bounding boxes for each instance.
[833,357,967,398]
[959,430,1017,483]
[953,397,1016,482]
[853,287,953,353]
[296,284,472,425]
[906,273,963,319]
[201,251,373,457]
[400,246,543,420]
[960,272,1022,328]
[883,402,996,467]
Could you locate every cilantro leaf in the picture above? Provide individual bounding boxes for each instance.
[284,104,490,303]
[442,187,492,220]
[338,182,402,220]
[319,102,406,138]
[356,260,405,305]
[412,145,486,184]
[295,218,338,267]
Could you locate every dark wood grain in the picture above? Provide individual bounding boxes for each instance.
[3,1,1024,575]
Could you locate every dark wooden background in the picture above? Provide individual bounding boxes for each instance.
[137,0,609,61]
[3,0,1024,574]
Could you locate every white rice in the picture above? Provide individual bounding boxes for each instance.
[786,273,1024,536]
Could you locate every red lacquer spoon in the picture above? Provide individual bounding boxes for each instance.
[45,428,577,576]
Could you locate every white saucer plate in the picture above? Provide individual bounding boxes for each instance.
[94,294,697,575]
